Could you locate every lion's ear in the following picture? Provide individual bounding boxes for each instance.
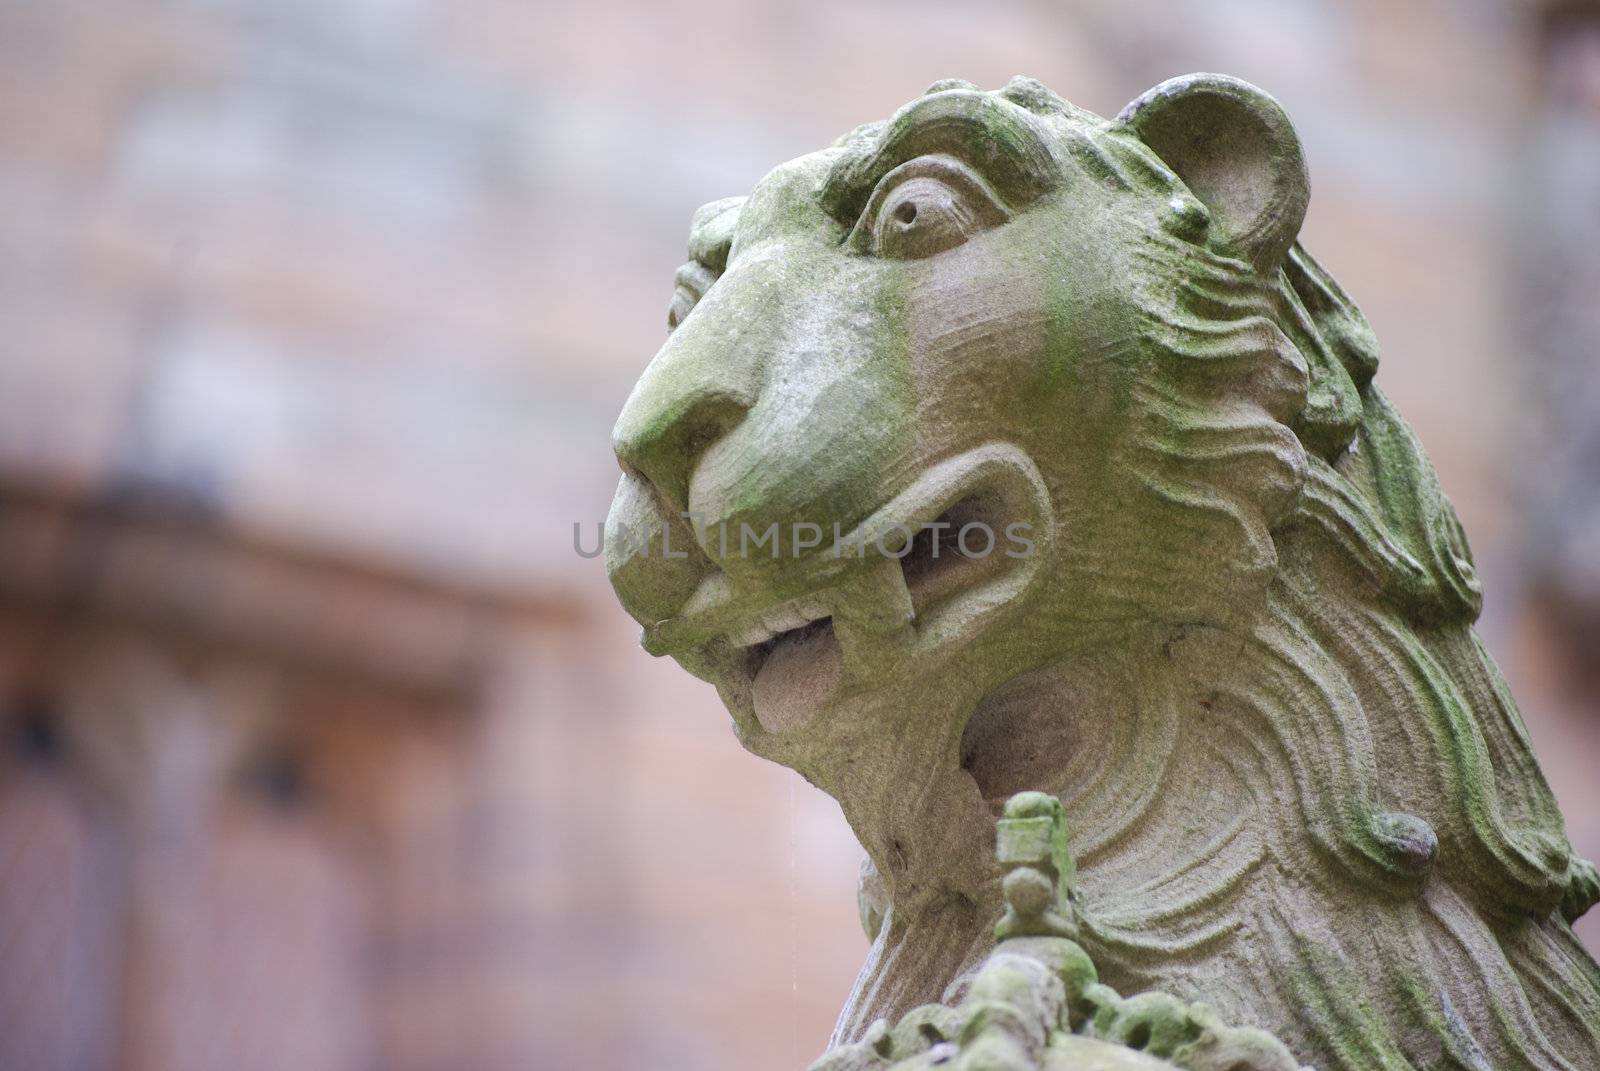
[668,196,745,331]
[687,196,743,274]
[1117,74,1308,272]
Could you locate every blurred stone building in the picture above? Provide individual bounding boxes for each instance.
[1520,0,1600,689]
[0,2,1594,1069]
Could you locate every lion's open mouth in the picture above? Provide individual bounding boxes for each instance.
[743,615,837,683]
[733,599,843,732]
[727,490,1021,730]
[735,596,837,680]
[728,493,1001,664]
[641,443,1054,732]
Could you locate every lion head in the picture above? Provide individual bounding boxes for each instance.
[605,75,1600,1070]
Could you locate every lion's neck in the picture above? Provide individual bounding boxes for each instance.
[834,623,1275,1039]
[963,624,1261,864]
[960,622,1295,999]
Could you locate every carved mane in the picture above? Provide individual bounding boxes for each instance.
[1030,94,1600,1068]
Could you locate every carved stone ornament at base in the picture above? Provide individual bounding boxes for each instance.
[605,74,1600,1070]
[812,793,1309,1071]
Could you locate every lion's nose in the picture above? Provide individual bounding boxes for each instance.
[613,388,752,511]
[611,296,764,511]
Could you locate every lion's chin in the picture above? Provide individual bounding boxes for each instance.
[749,615,843,732]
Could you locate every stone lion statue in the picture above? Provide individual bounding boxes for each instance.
[604,73,1600,1070]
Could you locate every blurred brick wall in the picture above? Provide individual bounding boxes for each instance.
[0,1,1594,1069]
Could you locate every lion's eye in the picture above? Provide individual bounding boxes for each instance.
[850,155,1010,260]
[873,178,979,260]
